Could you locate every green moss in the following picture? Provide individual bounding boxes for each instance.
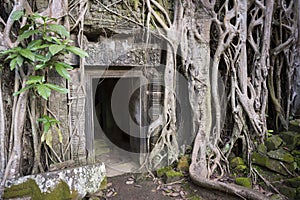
[230,157,244,169]
[234,165,247,173]
[284,176,300,188]
[156,166,172,177]
[270,194,283,200]
[44,181,71,200]
[177,155,190,172]
[3,179,43,200]
[99,176,107,190]
[279,132,300,150]
[253,165,285,182]
[165,170,183,183]
[235,177,252,188]
[265,135,283,151]
[267,149,294,163]
[289,119,300,132]
[252,152,269,166]
[257,143,267,154]
[278,185,297,199]
[4,179,73,200]
[188,195,201,200]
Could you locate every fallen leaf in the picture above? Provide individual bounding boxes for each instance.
[126,180,134,185]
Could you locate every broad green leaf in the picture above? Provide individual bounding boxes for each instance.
[41,132,45,142]
[45,83,68,93]
[56,62,73,69]
[28,39,42,49]
[43,36,54,42]
[35,64,46,70]
[43,123,50,136]
[31,44,50,51]
[0,49,17,57]
[19,24,31,34]
[19,49,35,61]
[66,46,88,58]
[5,54,18,61]
[26,75,44,84]
[9,58,17,70]
[36,84,51,100]
[16,55,24,67]
[55,63,70,80]
[49,44,66,56]
[13,85,34,96]
[48,24,70,38]
[35,54,49,62]
[63,39,74,45]
[45,130,53,148]
[56,127,63,143]
[11,10,24,21]
[17,30,39,42]
[52,37,62,45]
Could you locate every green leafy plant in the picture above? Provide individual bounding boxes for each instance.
[0,11,88,100]
[0,11,88,147]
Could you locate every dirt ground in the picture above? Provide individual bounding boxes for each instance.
[86,173,242,200]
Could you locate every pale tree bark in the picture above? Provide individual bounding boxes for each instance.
[0,71,5,178]
[188,5,212,178]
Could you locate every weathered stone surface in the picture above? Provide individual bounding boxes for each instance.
[84,35,161,66]
[270,194,285,200]
[267,149,294,163]
[5,162,106,199]
[253,165,285,182]
[265,135,283,151]
[278,185,297,200]
[289,119,300,132]
[279,131,300,149]
[235,177,252,188]
[258,143,267,154]
[284,176,300,188]
[292,150,300,169]
[252,152,288,175]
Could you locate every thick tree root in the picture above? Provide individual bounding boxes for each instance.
[190,165,270,200]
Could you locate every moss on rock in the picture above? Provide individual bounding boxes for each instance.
[4,179,73,200]
[284,176,300,188]
[156,166,173,178]
[258,143,267,154]
[230,157,244,169]
[265,135,283,151]
[279,132,300,150]
[3,179,43,200]
[44,181,71,200]
[234,165,247,173]
[267,149,294,163]
[177,155,190,172]
[165,170,183,183]
[252,152,289,175]
[289,119,300,132]
[278,185,297,200]
[235,177,252,188]
[99,176,108,190]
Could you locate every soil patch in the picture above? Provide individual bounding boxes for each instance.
[86,173,242,200]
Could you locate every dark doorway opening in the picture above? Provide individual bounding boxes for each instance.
[93,76,143,176]
[95,78,134,152]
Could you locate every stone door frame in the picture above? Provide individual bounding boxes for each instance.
[84,65,147,163]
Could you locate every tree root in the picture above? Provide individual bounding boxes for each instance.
[189,165,270,200]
